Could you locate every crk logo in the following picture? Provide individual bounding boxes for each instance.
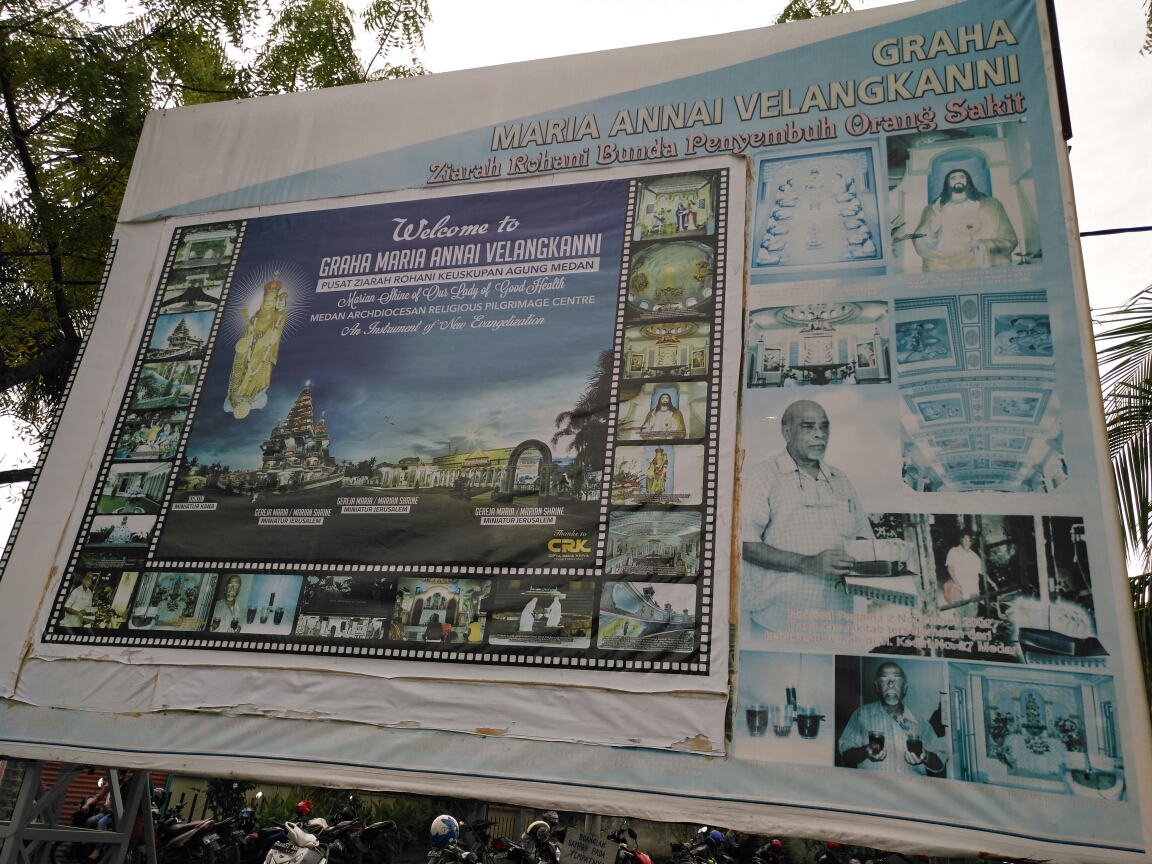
[548,538,590,553]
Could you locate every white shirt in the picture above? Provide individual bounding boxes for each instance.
[741,450,874,632]
[62,585,94,627]
[945,545,983,598]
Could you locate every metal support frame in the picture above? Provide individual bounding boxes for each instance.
[0,762,157,864]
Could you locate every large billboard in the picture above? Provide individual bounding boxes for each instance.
[1,0,1149,861]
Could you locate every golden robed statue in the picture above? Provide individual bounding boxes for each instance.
[226,274,287,419]
[645,447,669,497]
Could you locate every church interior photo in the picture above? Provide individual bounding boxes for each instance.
[605,511,701,578]
[745,301,891,387]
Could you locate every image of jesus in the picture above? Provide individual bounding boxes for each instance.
[640,393,687,436]
[912,169,1017,271]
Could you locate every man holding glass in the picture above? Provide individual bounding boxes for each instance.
[838,661,947,777]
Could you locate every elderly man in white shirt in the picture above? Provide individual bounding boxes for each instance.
[741,399,874,633]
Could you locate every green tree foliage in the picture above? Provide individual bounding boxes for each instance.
[1097,287,1152,568]
[0,0,430,478]
[774,0,853,25]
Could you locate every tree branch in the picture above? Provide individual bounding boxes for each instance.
[0,467,34,484]
[0,335,80,393]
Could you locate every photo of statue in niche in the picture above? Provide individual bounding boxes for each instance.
[889,122,1038,272]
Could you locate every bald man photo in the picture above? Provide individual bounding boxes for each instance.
[838,661,947,777]
[741,399,874,633]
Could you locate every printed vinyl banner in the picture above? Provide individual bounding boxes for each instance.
[0,0,1150,861]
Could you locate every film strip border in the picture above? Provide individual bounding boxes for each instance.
[0,241,119,588]
[598,168,729,677]
[41,223,246,641]
[41,173,728,676]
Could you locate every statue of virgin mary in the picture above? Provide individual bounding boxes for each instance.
[226,274,287,418]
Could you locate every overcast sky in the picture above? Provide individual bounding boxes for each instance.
[3,0,1151,547]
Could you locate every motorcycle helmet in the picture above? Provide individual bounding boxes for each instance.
[430,815,460,849]
[296,800,313,819]
[151,789,167,809]
[526,821,550,844]
[770,841,783,854]
[542,811,559,828]
[708,831,725,846]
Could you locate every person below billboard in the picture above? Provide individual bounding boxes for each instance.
[741,399,872,633]
[837,662,947,777]
[912,169,1017,270]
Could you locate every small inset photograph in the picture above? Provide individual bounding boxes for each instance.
[488,578,596,648]
[130,360,200,411]
[172,225,240,270]
[888,121,1038,272]
[81,516,154,568]
[947,663,1125,798]
[736,652,834,766]
[146,311,214,362]
[616,381,708,441]
[160,266,228,313]
[751,146,883,278]
[834,656,949,778]
[298,572,393,617]
[745,301,891,388]
[127,571,218,631]
[206,572,303,636]
[113,409,187,461]
[393,577,491,645]
[97,462,171,514]
[58,570,140,629]
[606,511,701,578]
[633,173,716,241]
[626,242,714,319]
[598,580,698,652]
[295,615,388,640]
[611,444,704,506]
[623,321,710,379]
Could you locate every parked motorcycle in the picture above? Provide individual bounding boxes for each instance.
[154,801,225,864]
[606,827,652,864]
[264,823,328,864]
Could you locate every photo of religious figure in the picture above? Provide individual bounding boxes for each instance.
[488,578,595,648]
[146,311,214,362]
[159,181,630,567]
[994,315,1052,358]
[750,146,884,279]
[896,319,952,364]
[745,301,890,387]
[114,410,187,461]
[294,615,388,640]
[633,173,716,240]
[97,462,171,514]
[220,263,310,419]
[57,570,139,630]
[127,571,218,631]
[393,577,491,644]
[626,241,714,319]
[889,122,1037,273]
[597,581,697,652]
[606,511,701,578]
[947,664,1125,798]
[623,321,710,379]
[611,443,703,505]
[206,572,303,636]
[736,652,834,766]
[616,382,708,441]
[130,360,200,411]
[834,656,949,778]
[83,515,155,561]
